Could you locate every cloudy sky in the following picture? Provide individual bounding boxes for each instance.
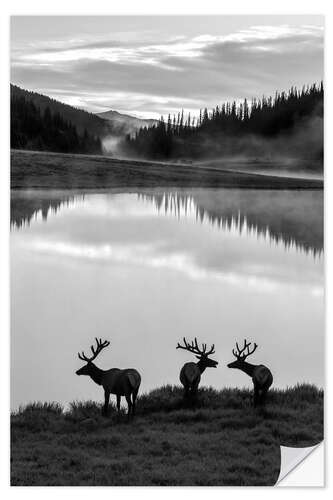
[11,16,324,119]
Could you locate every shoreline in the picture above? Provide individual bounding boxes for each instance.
[11,150,324,190]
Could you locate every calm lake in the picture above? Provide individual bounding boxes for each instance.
[11,188,324,409]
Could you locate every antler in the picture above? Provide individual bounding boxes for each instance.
[232,339,257,360]
[78,337,110,362]
[176,337,215,357]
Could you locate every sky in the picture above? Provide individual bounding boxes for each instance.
[11,16,324,119]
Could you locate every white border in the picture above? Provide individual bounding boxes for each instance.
[278,443,325,486]
[1,0,332,497]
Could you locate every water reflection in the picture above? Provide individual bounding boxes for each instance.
[139,190,323,255]
[11,189,323,255]
[11,191,83,229]
[11,189,324,409]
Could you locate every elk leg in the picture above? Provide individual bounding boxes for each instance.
[253,386,259,407]
[125,394,132,419]
[192,381,199,396]
[132,387,139,416]
[260,390,267,406]
[116,394,121,413]
[103,391,110,416]
[189,382,199,403]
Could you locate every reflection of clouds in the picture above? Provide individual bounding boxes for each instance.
[25,238,323,297]
[12,192,323,297]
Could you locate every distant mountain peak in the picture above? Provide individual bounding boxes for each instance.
[96,109,158,135]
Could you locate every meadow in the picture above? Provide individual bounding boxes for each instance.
[11,384,323,486]
[11,150,323,190]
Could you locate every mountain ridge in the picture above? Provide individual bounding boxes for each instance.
[97,109,158,135]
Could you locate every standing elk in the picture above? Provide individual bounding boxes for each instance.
[176,337,218,397]
[76,338,141,417]
[227,339,273,406]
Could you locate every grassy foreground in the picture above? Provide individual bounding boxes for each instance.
[11,384,323,486]
[11,150,323,190]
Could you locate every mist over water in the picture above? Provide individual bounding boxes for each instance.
[11,189,324,409]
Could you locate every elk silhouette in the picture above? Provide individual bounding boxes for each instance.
[227,339,273,406]
[176,337,218,397]
[76,338,141,417]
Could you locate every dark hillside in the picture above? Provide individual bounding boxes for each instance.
[11,85,111,138]
[11,92,102,154]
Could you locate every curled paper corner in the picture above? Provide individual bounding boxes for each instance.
[276,442,324,486]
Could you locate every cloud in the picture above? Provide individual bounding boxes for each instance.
[11,20,323,117]
[15,24,323,64]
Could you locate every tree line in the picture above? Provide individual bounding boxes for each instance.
[124,83,323,160]
[11,94,103,154]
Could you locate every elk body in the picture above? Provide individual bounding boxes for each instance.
[76,338,141,417]
[227,339,273,406]
[177,337,218,397]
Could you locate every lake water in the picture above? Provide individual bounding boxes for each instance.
[11,188,324,409]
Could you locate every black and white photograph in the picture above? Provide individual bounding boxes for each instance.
[9,13,324,486]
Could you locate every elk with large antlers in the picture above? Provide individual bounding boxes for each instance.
[176,337,218,397]
[76,338,141,417]
[227,339,273,406]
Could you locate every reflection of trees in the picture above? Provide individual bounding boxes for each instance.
[138,191,323,256]
[11,189,323,256]
[10,193,81,229]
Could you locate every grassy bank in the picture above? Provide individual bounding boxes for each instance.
[11,150,323,190]
[11,384,323,486]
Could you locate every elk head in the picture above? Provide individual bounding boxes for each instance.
[76,337,110,376]
[227,339,258,369]
[176,337,218,368]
